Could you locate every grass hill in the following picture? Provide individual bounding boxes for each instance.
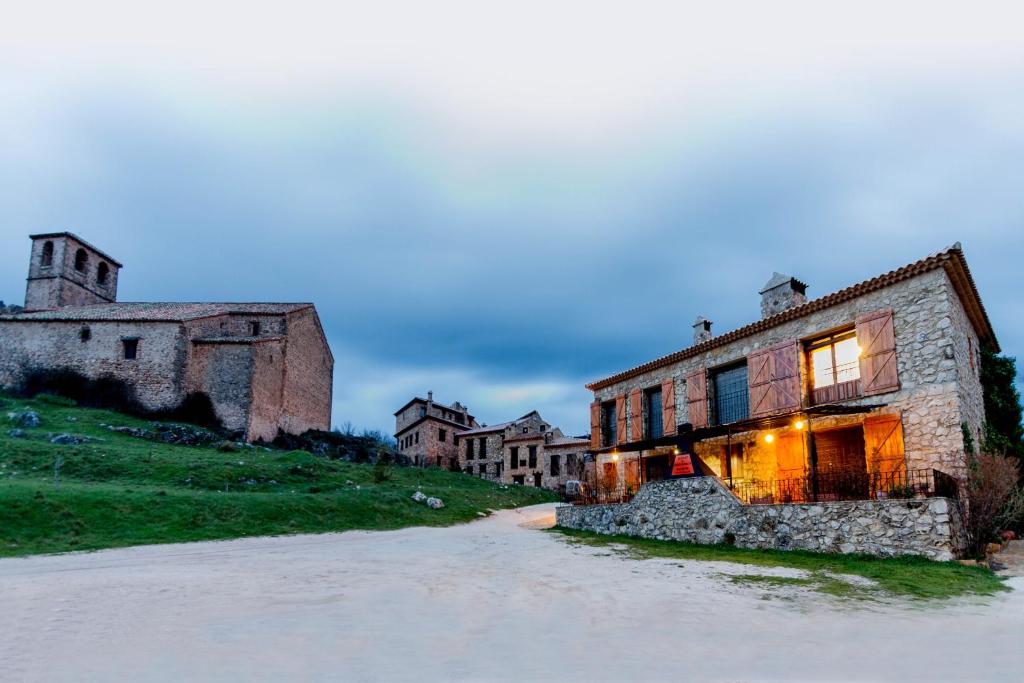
[0,393,556,557]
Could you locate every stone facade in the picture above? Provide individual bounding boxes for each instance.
[394,393,478,469]
[556,477,967,560]
[587,246,996,498]
[0,233,333,442]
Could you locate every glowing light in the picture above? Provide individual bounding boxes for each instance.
[763,433,775,444]
[611,452,620,462]
[794,420,805,430]
[673,448,680,455]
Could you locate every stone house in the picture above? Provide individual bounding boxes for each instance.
[394,392,479,469]
[394,395,588,492]
[583,244,996,505]
[456,410,589,492]
[0,232,334,442]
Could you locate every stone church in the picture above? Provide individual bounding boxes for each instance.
[0,232,334,442]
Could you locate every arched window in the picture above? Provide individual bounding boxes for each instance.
[97,262,109,285]
[41,241,54,267]
[74,248,88,273]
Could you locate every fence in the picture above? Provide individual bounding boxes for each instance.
[565,467,961,507]
[727,467,960,505]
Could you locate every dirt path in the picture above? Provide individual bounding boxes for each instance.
[1,504,1022,682]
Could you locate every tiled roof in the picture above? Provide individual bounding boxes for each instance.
[586,243,997,391]
[0,302,313,322]
[455,421,513,437]
[545,437,591,448]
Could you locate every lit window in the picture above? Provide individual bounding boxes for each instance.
[811,334,860,388]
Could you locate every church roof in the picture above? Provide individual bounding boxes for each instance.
[0,302,313,322]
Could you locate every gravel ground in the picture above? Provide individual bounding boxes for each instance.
[1,503,1022,682]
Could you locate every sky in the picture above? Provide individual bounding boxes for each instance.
[1,1,1023,436]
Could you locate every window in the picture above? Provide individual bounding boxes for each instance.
[250,321,261,336]
[478,463,487,476]
[74,248,88,272]
[466,438,475,460]
[713,363,749,425]
[419,406,427,417]
[439,428,447,442]
[550,454,560,476]
[528,445,537,468]
[122,338,139,360]
[510,446,519,469]
[522,427,528,433]
[478,437,487,458]
[513,475,525,485]
[41,241,54,267]
[79,326,91,342]
[97,262,109,285]
[809,331,861,404]
[601,401,617,447]
[644,386,663,439]
[415,431,419,444]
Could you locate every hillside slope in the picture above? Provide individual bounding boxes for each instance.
[0,394,556,557]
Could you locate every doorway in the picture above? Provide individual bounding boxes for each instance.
[533,472,542,487]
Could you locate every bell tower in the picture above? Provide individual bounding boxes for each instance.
[24,232,122,311]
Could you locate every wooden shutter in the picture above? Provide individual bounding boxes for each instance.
[748,340,801,417]
[686,368,708,429]
[864,413,906,481]
[615,395,627,445]
[629,389,643,441]
[589,400,601,450]
[747,347,773,417]
[857,308,899,396]
[662,378,676,435]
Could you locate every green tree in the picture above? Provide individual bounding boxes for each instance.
[980,348,1024,464]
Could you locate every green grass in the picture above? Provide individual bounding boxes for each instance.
[550,527,1008,601]
[0,394,556,557]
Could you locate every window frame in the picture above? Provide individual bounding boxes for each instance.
[807,329,862,405]
[643,385,663,439]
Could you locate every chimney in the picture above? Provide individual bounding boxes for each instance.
[693,316,713,344]
[759,272,808,319]
[426,390,433,403]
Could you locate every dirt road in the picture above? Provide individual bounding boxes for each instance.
[2,504,1021,682]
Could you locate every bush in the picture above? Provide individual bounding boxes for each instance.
[965,452,1024,557]
[372,458,391,483]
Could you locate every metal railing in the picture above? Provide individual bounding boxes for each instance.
[563,468,962,507]
[728,467,960,505]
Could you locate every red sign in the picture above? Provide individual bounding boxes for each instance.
[671,454,694,476]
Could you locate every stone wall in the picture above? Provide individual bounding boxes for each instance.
[593,268,978,476]
[278,307,333,437]
[0,320,189,412]
[556,477,966,561]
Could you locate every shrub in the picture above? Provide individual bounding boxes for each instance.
[965,452,1024,557]
[372,458,391,483]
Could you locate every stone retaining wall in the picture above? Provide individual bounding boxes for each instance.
[556,477,965,561]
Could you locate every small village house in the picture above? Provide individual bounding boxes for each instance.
[394,396,587,493]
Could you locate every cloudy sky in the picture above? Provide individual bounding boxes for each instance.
[1,1,1022,435]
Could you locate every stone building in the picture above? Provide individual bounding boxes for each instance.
[393,394,588,492]
[394,392,479,469]
[0,232,334,442]
[583,244,996,505]
[456,410,589,493]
